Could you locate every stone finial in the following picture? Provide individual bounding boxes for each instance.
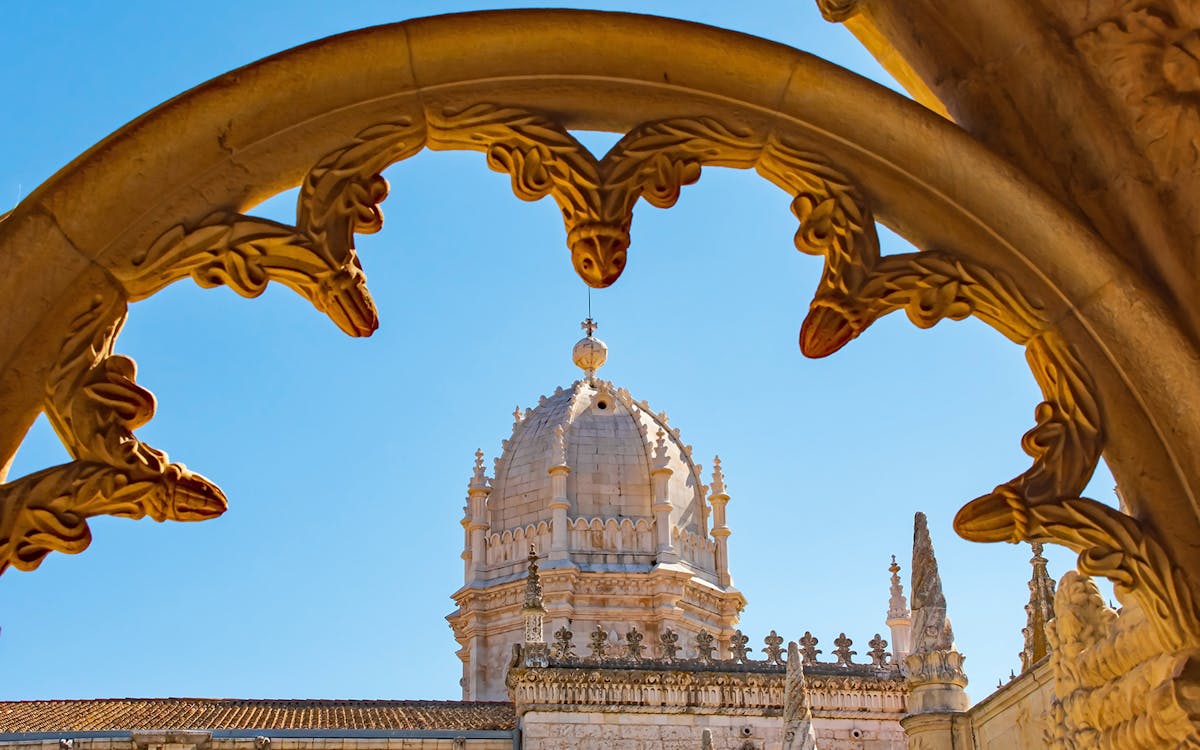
[660,628,680,661]
[552,626,575,660]
[589,625,610,658]
[710,455,726,495]
[513,406,524,424]
[695,629,716,662]
[833,633,856,666]
[523,544,544,612]
[521,545,548,665]
[868,634,889,666]
[799,631,822,663]
[888,555,910,620]
[763,630,785,665]
[730,630,751,663]
[910,513,954,652]
[653,429,669,467]
[1020,541,1057,671]
[783,641,819,750]
[625,627,645,659]
[469,449,488,489]
[572,318,607,379]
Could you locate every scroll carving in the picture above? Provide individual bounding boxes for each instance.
[759,136,1200,644]
[1,119,429,573]
[0,297,226,573]
[1048,571,1200,748]
[427,105,760,288]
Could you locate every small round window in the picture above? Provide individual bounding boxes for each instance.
[596,400,608,410]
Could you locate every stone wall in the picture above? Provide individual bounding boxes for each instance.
[520,711,905,750]
[964,659,1054,749]
[0,738,511,750]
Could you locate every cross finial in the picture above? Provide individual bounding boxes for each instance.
[581,317,598,337]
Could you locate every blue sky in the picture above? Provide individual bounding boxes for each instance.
[2,1,1113,701]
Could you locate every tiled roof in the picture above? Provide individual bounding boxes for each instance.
[0,699,516,733]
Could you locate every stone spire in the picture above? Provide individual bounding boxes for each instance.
[783,641,819,750]
[572,318,608,381]
[465,449,492,583]
[886,555,912,661]
[708,456,732,587]
[910,513,954,652]
[904,512,968,713]
[520,544,549,668]
[1020,541,1056,671]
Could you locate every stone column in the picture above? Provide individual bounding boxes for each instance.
[708,456,731,586]
[466,449,491,582]
[651,429,678,564]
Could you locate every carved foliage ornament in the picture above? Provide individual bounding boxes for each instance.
[4,99,1190,650]
[767,127,1200,646]
[0,118,426,573]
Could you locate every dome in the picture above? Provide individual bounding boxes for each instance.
[483,377,717,580]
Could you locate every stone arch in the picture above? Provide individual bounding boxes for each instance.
[2,8,1198,664]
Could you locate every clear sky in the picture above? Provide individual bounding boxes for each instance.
[2,1,1114,703]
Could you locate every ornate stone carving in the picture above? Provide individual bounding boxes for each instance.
[695,629,716,662]
[910,514,955,655]
[783,641,819,750]
[625,628,645,660]
[764,630,785,665]
[904,513,968,713]
[0,120,431,573]
[427,106,759,288]
[0,298,226,573]
[552,626,575,660]
[731,630,751,663]
[661,628,681,661]
[799,631,822,664]
[1048,571,1200,748]
[833,634,857,666]
[1020,542,1056,671]
[762,134,1200,654]
[869,634,890,667]
[589,625,610,659]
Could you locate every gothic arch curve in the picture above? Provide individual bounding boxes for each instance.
[2,9,1198,652]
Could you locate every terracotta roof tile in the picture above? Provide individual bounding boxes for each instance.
[0,699,516,733]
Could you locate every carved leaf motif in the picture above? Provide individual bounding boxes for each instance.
[756,135,1200,649]
[0,298,226,574]
[429,107,762,288]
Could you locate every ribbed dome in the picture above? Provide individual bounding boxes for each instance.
[486,378,713,576]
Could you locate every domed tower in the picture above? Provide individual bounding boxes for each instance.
[447,320,745,700]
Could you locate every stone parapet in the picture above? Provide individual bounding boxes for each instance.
[508,640,907,721]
